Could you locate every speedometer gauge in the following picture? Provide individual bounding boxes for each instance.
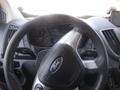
[50,24,73,43]
[28,27,52,47]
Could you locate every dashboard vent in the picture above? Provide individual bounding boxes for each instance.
[7,24,19,42]
[102,29,120,55]
[1,24,19,58]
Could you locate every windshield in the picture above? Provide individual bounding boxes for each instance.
[9,0,120,17]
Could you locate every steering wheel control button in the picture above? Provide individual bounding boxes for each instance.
[50,57,63,74]
[34,84,43,90]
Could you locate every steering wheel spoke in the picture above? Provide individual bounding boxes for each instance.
[58,27,82,50]
[33,75,79,90]
[83,60,99,74]
[82,56,105,73]
[32,75,51,90]
[83,60,98,70]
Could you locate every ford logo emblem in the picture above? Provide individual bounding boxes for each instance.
[50,57,63,74]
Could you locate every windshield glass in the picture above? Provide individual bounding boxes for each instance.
[9,0,120,17]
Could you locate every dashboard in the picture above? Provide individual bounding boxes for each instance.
[1,16,120,90]
[0,17,120,63]
[85,17,120,62]
[25,17,120,64]
[2,17,120,63]
[25,17,120,71]
[27,23,97,60]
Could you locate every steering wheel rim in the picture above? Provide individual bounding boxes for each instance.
[3,14,108,90]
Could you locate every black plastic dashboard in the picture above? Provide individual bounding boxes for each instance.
[2,17,120,62]
[1,16,120,90]
[27,17,120,64]
[84,17,120,68]
[1,17,120,65]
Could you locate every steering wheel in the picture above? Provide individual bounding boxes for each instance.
[3,14,108,90]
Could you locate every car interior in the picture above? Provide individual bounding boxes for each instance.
[1,0,120,90]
